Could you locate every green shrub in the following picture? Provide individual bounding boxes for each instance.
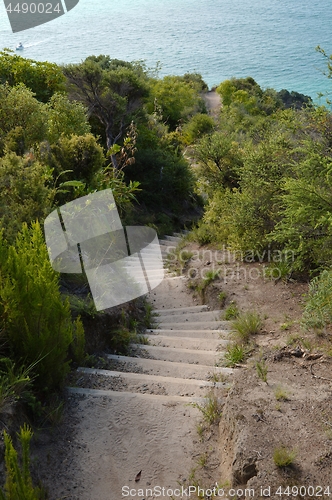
[182,113,215,143]
[108,327,135,354]
[45,92,90,143]
[302,269,332,332]
[39,133,105,187]
[0,49,65,102]
[0,222,82,393]
[0,424,45,499]
[0,83,47,153]
[0,153,55,243]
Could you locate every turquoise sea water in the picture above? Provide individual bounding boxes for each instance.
[0,0,332,100]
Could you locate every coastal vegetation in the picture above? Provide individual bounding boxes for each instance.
[0,45,332,494]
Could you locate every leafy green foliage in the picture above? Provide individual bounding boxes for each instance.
[193,85,332,275]
[0,83,47,154]
[0,222,82,393]
[182,113,215,144]
[147,75,205,130]
[0,153,55,242]
[128,124,195,213]
[0,49,65,102]
[194,132,242,192]
[44,92,90,143]
[40,133,105,185]
[271,142,332,271]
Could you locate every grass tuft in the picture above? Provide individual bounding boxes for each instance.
[275,386,289,401]
[192,392,223,425]
[256,359,268,383]
[223,301,239,320]
[232,310,262,343]
[224,343,248,367]
[273,446,296,467]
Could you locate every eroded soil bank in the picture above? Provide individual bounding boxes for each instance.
[174,241,332,497]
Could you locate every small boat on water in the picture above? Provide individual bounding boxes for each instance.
[16,42,24,50]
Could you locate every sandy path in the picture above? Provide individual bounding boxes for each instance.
[203,90,221,117]
[34,236,230,500]
[62,392,199,500]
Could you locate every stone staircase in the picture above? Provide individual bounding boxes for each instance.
[66,234,234,499]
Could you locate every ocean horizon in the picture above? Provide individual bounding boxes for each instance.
[0,0,332,101]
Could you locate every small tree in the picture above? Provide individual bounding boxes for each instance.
[63,57,149,166]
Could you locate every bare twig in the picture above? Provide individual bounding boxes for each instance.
[310,362,332,382]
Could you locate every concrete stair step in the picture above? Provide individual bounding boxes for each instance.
[157,310,223,323]
[154,305,210,315]
[144,334,228,350]
[159,239,178,247]
[72,368,229,398]
[105,354,232,380]
[162,235,182,243]
[130,344,222,365]
[67,386,205,404]
[158,320,231,331]
[147,328,230,339]
[173,232,187,238]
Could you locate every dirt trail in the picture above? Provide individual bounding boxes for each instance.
[203,89,221,117]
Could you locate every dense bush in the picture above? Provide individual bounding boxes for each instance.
[0,49,65,102]
[181,113,215,144]
[0,83,47,154]
[39,133,105,185]
[0,222,83,394]
[0,153,55,243]
[194,81,332,274]
[146,75,205,130]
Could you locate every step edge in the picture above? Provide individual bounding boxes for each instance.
[76,367,228,387]
[66,386,205,403]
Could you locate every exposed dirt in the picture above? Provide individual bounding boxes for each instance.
[167,241,332,496]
